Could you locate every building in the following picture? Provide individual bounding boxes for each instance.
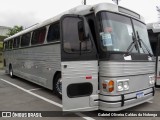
[0,26,10,36]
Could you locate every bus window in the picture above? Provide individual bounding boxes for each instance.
[148,29,158,56]
[9,40,13,50]
[3,42,5,50]
[63,18,92,53]
[47,23,60,42]
[78,21,85,41]
[5,41,9,50]
[21,33,31,47]
[13,37,20,48]
[3,43,5,51]
[31,27,46,45]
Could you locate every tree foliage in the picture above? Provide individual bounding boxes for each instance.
[0,36,7,41]
[7,25,23,37]
[0,42,3,47]
[157,6,160,21]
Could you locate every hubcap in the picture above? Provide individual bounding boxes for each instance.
[10,69,13,76]
[56,78,62,95]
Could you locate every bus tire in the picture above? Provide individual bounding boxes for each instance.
[155,82,160,88]
[9,64,14,78]
[54,74,62,99]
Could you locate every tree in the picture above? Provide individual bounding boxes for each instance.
[0,36,7,41]
[156,6,160,21]
[7,25,23,37]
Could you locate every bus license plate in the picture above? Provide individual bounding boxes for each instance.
[136,92,144,98]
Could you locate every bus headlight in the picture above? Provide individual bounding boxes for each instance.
[149,75,155,85]
[123,81,129,90]
[117,79,129,91]
[117,82,123,91]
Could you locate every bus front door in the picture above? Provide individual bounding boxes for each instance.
[60,14,99,111]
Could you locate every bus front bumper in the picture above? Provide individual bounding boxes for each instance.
[99,87,154,111]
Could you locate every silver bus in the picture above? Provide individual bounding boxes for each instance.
[3,3,155,111]
[147,22,160,86]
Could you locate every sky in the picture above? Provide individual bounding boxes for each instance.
[0,0,160,28]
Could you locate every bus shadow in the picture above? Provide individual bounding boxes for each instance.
[6,74,61,100]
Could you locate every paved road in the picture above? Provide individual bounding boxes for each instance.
[0,70,160,120]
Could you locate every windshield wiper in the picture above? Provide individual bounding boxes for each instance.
[125,33,138,56]
[136,31,153,57]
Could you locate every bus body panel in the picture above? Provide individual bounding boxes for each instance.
[4,43,61,90]
[100,61,155,77]
[62,61,98,111]
[99,61,155,95]
[99,61,154,111]
[156,56,160,85]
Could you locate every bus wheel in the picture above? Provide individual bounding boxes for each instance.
[155,82,160,88]
[54,74,62,99]
[9,65,14,78]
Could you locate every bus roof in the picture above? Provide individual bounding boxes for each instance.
[147,22,160,33]
[4,2,145,42]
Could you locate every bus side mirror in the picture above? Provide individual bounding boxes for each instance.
[82,17,90,41]
[77,16,90,41]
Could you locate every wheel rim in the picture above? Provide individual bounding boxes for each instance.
[9,68,13,76]
[56,78,62,95]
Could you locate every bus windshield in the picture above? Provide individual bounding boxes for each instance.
[98,12,152,54]
[133,19,153,54]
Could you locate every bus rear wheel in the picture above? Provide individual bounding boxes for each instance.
[9,65,14,78]
[54,74,62,99]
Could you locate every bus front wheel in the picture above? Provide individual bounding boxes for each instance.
[54,74,62,99]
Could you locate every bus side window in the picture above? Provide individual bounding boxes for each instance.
[13,37,20,48]
[13,39,16,48]
[78,21,85,41]
[9,39,13,50]
[32,27,46,45]
[5,41,9,50]
[47,23,60,42]
[3,42,6,51]
[148,29,158,56]
[21,33,31,47]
